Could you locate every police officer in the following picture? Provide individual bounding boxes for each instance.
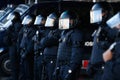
[19,14,37,80]
[4,12,22,80]
[87,2,114,80]
[40,12,61,80]
[54,10,84,80]
[102,12,120,80]
[33,14,46,80]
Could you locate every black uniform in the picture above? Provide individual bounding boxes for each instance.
[19,25,37,80]
[39,12,60,80]
[4,12,22,80]
[55,10,84,80]
[101,12,120,80]
[33,14,47,80]
[88,26,115,79]
[56,28,84,80]
[102,34,120,80]
[87,2,114,80]
[33,27,51,80]
[111,41,120,80]
[40,29,61,80]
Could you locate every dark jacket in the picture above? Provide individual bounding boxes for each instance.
[19,25,37,57]
[4,21,22,46]
[40,29,61,60]
[57,28,84,71]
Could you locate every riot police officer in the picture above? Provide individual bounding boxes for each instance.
[33,14,46,80]
[4,11,22,80]
[54,10,84,80]
[102,12,120,80]
[40,12,61,80]
[87,2,114,80]
[19,14,37,80]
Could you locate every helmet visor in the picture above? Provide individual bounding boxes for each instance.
[7,13,15,20]
[45,18,55,27]
[107,12,120,29]
[34,17,42,25]
[22,15,32,25]
[4,20,12,27]
[59,19,69,30]
[90,9,102,23]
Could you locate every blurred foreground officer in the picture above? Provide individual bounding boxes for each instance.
[33,14,46,80]
[54,10,84,80]
[4,12,22,80]
[102,12,120,80]
[19,14,37,80]
[40,13,61,80]
[87,2,114,80]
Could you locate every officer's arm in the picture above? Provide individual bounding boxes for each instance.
[40,30,61,47]
[25,30,36,55]
[28,29,36,39]
[15,22,22,32]
[26,40,34,54]
[18,27,24,38]
[12,23,22,41]
[70,31,84,71]
[103,42,116,62]
[103,50,113,62]
[17,27,24,44]
[3,25,14,45]
[103,26,118,40]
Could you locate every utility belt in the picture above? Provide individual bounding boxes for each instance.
[58,60,70,66]
[34,51,43,56]
[44,55,56,62]
[93,64,104,74]
[93,65,104,70]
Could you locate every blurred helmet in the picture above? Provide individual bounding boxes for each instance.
[59,10,78,30]
[45,13,57,27]
[34,15,46,26]
[107,12,120,29]
[22,14,35,25]
[90,2,113,24]
[7,11,20,21]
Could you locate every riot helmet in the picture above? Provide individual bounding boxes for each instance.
[59,10,78,30]
[90,2,113,24]
[34,15,46,26]
[22,14,35,25]
[7,11,21,21]
[6,12,21,27]
[107,12,120,30]
[45,13,57,27]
